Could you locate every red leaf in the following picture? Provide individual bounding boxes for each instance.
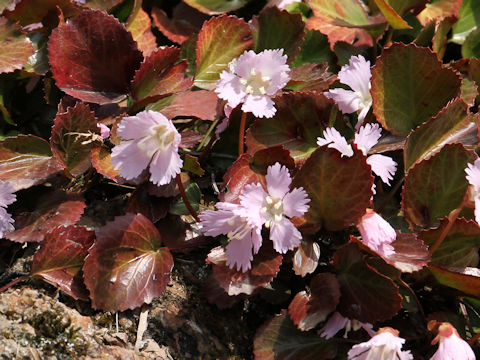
[159,90,220,121]
[0,18,34,74]
[83,213,173,311]
[90,146,121,181]
[333,243,402,323]
[219,146,295,204]
[202,274,243,309]
[4,0,81,26]
[50,102,99,176]
[7,190,86,243]
[210,242,283,296]
[246,92,343,162]
[151,5,207,45]
[429,265,480,298]
[286,63,337,92]
[131,47,193,102]
[292,147,373,232]
[417,0,462,26]
[125,185,171,223]
[288,273,341,331]
[254,311,337,360]
[0,135,62,191]
[31,225,95,300]
[180,130,204,148]
[48,9,143,104]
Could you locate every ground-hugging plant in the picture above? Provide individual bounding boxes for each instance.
[0,0,480,358]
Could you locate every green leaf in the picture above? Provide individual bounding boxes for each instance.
[254,311,337,360]
[246,92,343,162]
[374,0,412,29]
[402,143,476,229]
[308,0,385,28]
[183,154,204,176]
[0,17,34,74]
[170,182,201,215]
[385,0,428,15]
[371,43,461,136]
[462,27,480,59]
[333,243,402,323]
[430,265,480,298]
[194,15,253,90]
[292,30,335,68]
[404,98,477,172]
[452,0,480,44]
[292,147,373,232]
[182,0,252,15]
[420,218,480,267]
[252,6,305,62]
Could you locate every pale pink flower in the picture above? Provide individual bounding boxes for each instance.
[215,49,290,118]
[240,163,310,253]
[357,209,396,257]
[97,123,110,139]
[199,163,309,271]
[317,124,397,186]
[430,322,475,360]
[0,181,16,238]
[465,158,480,224]
[111,110,182,186]
[348,327,413,360]
[324,55,372,129]
[319,312,374,339]
[199,202,262,272]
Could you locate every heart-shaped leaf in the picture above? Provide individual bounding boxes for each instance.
[48,9,143,104]
[371,43,461,136]
[246,92,342,162]
[7,190,85,243]
[292,147,373,232]
[404,98,477,172]
[429,265,480,298]
[131,47,193,103]
[183,0,252,15]
[210,242,283,296]
[254,311,337,360]
[219,146,295,204]
[83,213,174,311]
[0,17,34,74]
[402,143,475,230]
[420,218,480,267]
[288,273,341,331]
[31,225,95,300]
[194,15,253,90]
[50,102,99,177]
[333,243,402,323]
[0,135,62,191]
[252,6,305,62]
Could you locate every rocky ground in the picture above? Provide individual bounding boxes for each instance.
[0,248,274,360]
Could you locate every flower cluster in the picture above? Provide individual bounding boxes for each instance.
[324,55,372,129]
[215,49,290,118]
[199,163,309,272]
[111,110,182,186]
[0,181,16,238]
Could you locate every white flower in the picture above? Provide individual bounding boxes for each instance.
[465,158,480,224]
[0,181,16,238]
[348,327,413,360]
[324,55,372,129]
[111,110,182,186]
[215,49,290,118]
[430,322,475,360]
[357,209,396,257]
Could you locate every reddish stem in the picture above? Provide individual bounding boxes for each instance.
[176,173,200,222]
[469,331,480,345]
[238,112,247,156]
[0,275,28,293]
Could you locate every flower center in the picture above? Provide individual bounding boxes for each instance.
[137,124,176,157]
[227,217,251,240]
[240,68,271,95]
[261,196,284,228]
[354,83,372,110]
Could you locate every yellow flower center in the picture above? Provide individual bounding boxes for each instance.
[240,68,271,95]
[261,196,284,228]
